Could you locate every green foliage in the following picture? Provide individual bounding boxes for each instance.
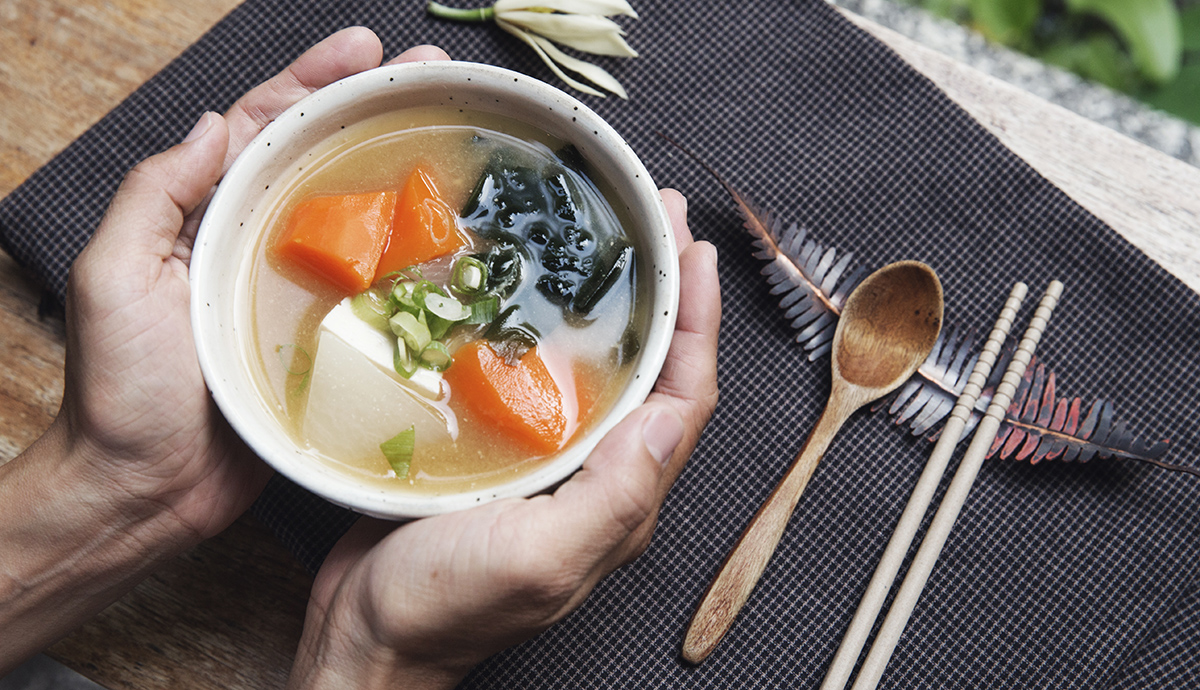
[1183,2,1200,51]
[1065,0,1181,83]
[969,0,1041,44]
[1040,31,1141,91]
[906,0,1198,124]
[1141,5,1200,123]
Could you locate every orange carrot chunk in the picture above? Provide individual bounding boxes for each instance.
[374,166,466,281]
[273,191,397,294]
[445,342,568,454]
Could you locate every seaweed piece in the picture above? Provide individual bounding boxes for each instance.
[484,304,540,364]
[573,243,632,315]
[461,149,629,325]
[614,324,641,366]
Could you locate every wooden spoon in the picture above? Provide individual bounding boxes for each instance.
[682,261,943,664]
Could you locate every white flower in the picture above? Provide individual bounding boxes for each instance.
[427,0,639,98]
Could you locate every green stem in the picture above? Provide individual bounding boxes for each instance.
[427,1,495,22]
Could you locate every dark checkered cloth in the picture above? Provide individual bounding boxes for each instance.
[2,0,1198,686]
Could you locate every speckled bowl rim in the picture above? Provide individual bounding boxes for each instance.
[191,61,679,519]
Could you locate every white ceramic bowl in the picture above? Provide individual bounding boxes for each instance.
[191,61,678,519]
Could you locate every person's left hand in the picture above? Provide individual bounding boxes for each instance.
[286,190,722,690]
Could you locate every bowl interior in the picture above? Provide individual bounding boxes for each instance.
[191,61,678,518]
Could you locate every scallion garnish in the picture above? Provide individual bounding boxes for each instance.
[350,291,390,332]
[390,311,432,353]
[393,336,418,379]
[452,256,489,295]
[419,341,453,371]
[391,280,417,312]
[350,253,522,379]
[275,344,313,397]
[466,294,500,325]
[425,293,470,321]
[380,426,416,478]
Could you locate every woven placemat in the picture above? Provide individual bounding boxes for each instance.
[3,0,1198,686]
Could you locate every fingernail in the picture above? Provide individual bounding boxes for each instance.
[183,112,214,143]
[642,408,684,466]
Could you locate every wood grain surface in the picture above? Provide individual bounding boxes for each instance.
[1,2,311,690]
[1,1,1198,688]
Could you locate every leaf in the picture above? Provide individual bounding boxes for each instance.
[1065,0,1182,84]
[1142,61,1200,127]
[1182,4,1200,52]
[659,134,865,360]
[758,223,866,360]
[665,137,1186,477]
[1041,32,1142,91]
[969,0,1041,44]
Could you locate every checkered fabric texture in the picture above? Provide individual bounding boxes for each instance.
[2,0,1198,686]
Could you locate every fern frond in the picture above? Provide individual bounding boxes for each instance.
[661,135,1184,476]
[658,133,865,360]
[984,361,1183,473]
[759,222,867,359]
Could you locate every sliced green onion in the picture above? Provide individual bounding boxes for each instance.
[390,280,420,314]
[391,280,413,301]
[350,291,390,332]
[380,426,415,478]
[393,336,418,378]
[424,293,470,322]
[419,341,453,371]
[411,280,447,310]
[452,256,489,295]
[465,294,500,325]
[275,344,313,397]
[274,343,312,376]
[427,313,453,341]
[390,311,431,353]
[379,266,423,285]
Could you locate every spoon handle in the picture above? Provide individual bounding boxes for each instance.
[682,403,851,664]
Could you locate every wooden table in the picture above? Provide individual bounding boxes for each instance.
[2,1,1198,688]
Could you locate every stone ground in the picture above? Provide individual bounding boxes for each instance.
[3,2,1195,689]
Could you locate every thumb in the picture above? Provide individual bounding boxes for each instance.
[90,111,230,263]
[546,403,685,566]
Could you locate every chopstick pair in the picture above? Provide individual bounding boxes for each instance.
[821,280,1064,690]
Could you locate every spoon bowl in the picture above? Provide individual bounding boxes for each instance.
[682,261,943,664]
[835,262,943,391]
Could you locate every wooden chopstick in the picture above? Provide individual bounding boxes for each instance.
[848,280,1064,690]
[819,282,1030,690]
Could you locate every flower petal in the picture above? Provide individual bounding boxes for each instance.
[498,21,607,97]
[494,0,639,18]
[528,32,628,98]
[499,11,638,56]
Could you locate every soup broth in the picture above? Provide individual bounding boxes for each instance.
[245,107,642,495]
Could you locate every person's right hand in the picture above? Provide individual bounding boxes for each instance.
[287,189,721,690]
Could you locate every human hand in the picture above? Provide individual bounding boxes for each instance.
[286,189,721,690]
[58,30,449,544]
[0,30,454,673]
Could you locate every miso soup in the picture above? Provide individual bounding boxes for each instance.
[245,107,644,495]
